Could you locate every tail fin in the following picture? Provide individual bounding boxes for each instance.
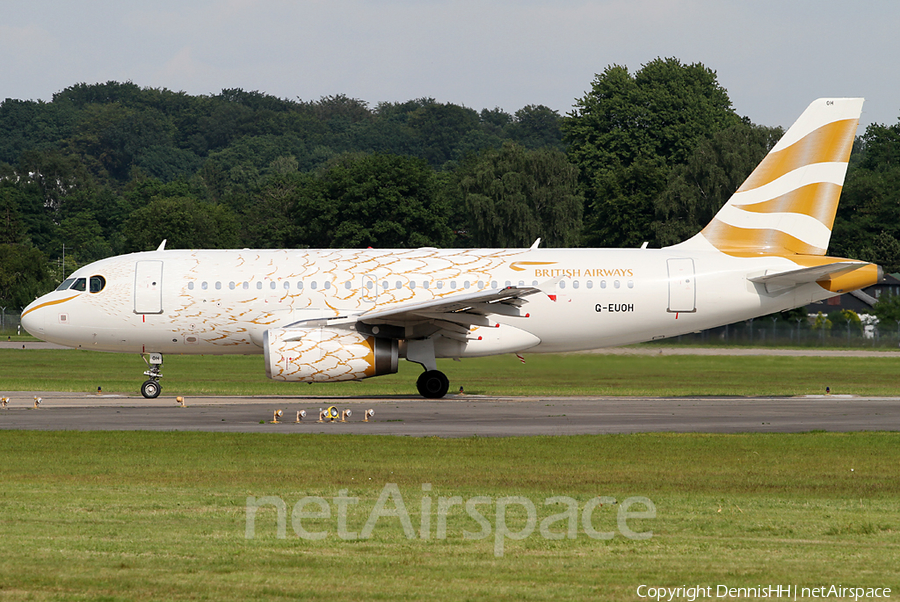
[678,98,863,256]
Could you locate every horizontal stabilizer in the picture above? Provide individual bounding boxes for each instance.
[749,262,869,289]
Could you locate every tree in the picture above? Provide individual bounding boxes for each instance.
[122,197,240,251]
[831,119,900,271]
[563,58,741,247]
[872,292,900,333]
[0,243,51,307]
[0,183,29,245]
[455,143,583,248]
[508,105,563,150]
[407,102,481,167]
[652,120,782,246]
[291,153,452,248]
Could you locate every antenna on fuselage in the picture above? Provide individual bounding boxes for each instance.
[529,238,541,250]
[156,240,167,251]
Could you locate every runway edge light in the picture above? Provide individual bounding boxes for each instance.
[295,410,306,423]
[341,409,352,422]
[364,409,374,422]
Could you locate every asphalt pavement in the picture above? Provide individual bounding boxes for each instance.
[1,392,897,436]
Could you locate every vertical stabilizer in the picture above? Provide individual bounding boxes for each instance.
[677,98,863,256]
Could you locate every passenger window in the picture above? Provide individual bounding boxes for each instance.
[436,281,443,290]
[270,281,276,290]
[56,278,76,291]
[242,282,249,290]
[311,282,317,290]
[559,280,566,289]
[423,281,429,290]
[256,282,262,290]
[324,281,331,290]
[628,281,634,289]
[202,282,208,290]
[215,282,222,290]
[188,281,195,291]
[345,281,352,290]
[587,281,594,289]
[573,280,580,289]
[297,282,303,290]
[90,276,106,293]
[284,281,290,289]
[229,282,236,290]
[450,281,457,289]
[71,278,87,292]
[410,281,416,290]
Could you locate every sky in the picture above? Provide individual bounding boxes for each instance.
[1,0,898,131]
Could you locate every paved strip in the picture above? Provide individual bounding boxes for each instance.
[0,393,897,436]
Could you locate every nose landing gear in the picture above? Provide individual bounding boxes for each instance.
[141,352,163,398]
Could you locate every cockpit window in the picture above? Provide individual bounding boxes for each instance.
[55,278,76,291]
[70,278,87,292]
[90,276,106,293]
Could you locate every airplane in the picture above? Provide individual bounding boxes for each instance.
[21,98,881,399]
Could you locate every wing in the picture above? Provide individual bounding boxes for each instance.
[284,285,542,336]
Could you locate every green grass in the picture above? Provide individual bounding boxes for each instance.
[0,431,898,600]
[2,348,900,397]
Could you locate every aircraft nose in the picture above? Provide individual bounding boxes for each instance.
[21,297,50,338]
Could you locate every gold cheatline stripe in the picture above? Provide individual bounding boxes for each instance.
[737,119,858,192]
[735,182,842,229]
[701,220,825,256]
[21,294,79,318]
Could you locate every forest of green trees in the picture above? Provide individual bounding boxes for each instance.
[1,57,899,310]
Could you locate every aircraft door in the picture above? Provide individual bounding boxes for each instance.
[361,275,378,308]
[134,260,164,314]
[667,258,696,313]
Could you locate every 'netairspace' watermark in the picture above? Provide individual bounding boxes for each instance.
[245,483,655,557]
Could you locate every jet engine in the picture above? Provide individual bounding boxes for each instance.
[264,327,398,382]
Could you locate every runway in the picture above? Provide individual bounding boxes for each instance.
[1,392,898,436]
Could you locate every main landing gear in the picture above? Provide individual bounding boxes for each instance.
[406,338,450,399]
[416,370,449,399]
[141,352,163,399]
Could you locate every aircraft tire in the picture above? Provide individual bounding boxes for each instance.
[141,379,161,399]
[416,370,449,399]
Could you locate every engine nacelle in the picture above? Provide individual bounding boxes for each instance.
[264,327,398,382]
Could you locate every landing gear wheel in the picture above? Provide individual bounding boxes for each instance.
[141,379,161,399]
[416,370,450,399]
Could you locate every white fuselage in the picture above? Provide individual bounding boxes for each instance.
[22,246,834,357]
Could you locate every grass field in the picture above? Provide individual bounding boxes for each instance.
[0,431,898,601]
[2,349,899,600]
[2,347,900,397]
